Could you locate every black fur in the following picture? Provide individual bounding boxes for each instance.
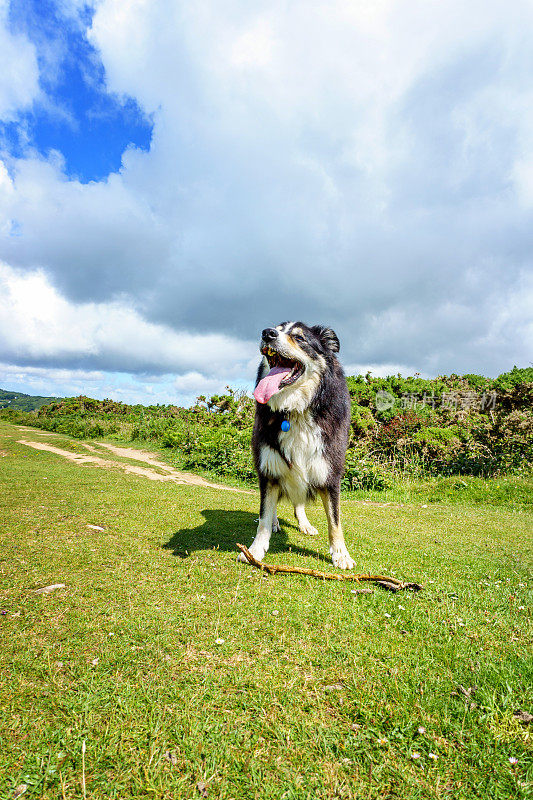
[311,355,350,485]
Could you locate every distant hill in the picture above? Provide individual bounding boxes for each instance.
[0,388,62,412]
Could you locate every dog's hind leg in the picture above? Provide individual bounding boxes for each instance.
[272,510,280,533]
[319,484,355,570]
[238,478,280,563]
[294,504,318,536]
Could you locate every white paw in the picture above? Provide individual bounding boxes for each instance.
[300,523,319,537]
[330,545,355,570]
[238,538,268,563]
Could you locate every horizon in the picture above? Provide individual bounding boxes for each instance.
[1,362,530,409]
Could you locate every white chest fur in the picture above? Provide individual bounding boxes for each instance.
[259,411,330,503]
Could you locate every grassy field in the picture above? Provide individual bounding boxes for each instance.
[0,420,531,799]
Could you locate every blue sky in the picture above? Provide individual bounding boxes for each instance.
[3,0,152,182]
[0,0,532,405]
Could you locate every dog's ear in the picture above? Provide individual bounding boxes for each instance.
[311,325,340,353]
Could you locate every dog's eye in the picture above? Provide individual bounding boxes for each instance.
[293,334,304,342]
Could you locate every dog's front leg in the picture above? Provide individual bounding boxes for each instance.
[319,483,354,570]
[239,479,280,563]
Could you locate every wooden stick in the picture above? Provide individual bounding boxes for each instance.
[236,543,422,592]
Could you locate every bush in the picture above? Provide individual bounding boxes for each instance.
[180,426,255,482]
[373,411,427,449]
[492,366,533,392]
[342,449,392,491]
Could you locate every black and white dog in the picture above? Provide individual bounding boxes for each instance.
[239,321,355,570]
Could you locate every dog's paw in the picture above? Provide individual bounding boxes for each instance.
[330,545,355,570]
[299,522,319,537]
[238,539,268,564]
[272,518,281,533]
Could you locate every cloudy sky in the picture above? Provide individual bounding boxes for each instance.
[1,0,532,405]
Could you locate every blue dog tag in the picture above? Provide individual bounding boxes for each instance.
[281,419,290,432]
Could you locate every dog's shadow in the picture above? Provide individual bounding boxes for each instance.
[163,509,331,564]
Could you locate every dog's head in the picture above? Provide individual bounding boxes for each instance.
[254,321,340,412]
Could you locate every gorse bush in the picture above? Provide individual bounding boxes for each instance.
[342,449,392,491]
[1,368,531,489]
[179,426,256,482]
[344,367,532,480]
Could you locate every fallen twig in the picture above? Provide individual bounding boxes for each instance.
[236,544,422,592]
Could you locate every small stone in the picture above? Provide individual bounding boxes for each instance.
[33,584,66,594]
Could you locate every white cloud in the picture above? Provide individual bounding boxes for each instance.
[0,361,234,405]
[343,363,428,380]
[0,362,104,400]
[0,0,532,389]
[173,371,231,396]
[0,0,39,119]
[0,261,256,376]
[230,18,277,68]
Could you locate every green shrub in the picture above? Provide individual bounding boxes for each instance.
[342,449,392,491]
[492,366,533,392]
[181,426,255,482]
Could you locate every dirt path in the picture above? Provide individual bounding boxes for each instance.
[17,439,251,493]
[15,426,60,436]
[85,441,196,474]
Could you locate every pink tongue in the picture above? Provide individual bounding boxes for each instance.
[254,366,292,404]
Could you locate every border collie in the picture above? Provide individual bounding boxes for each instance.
[239,321,354,570]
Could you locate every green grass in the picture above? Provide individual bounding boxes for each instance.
[343,473,533,509]
[0,421,532,799]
